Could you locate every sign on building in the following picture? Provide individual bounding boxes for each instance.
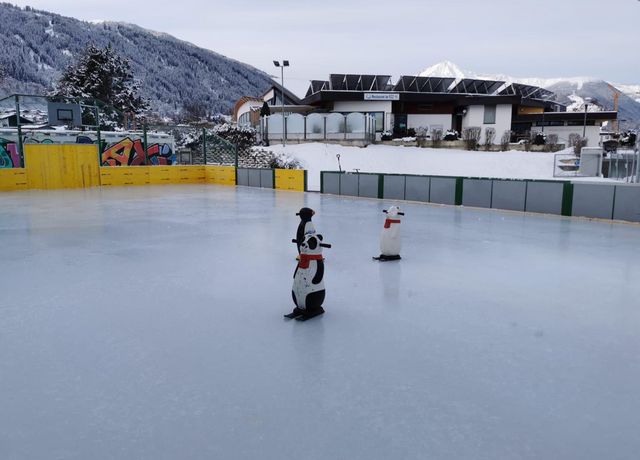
[364,93,400,101]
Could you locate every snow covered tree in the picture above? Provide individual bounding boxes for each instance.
[260,101,270,117]
[51,44,149,127]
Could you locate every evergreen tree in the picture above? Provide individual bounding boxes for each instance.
[51,44,149,122]
[260,101,270,117]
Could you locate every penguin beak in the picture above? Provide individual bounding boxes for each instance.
[383,210,388,214]
[398,212,405,216]
[320,243,332,248]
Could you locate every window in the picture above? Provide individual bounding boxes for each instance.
[366,112,384,132]
[238,112,252,126]
[483,105,496,124]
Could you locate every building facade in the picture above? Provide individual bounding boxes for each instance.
[235,74,617,146]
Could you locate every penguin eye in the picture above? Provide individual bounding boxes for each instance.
[307,237,318,250]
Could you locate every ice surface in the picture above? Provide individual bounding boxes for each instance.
[1,185,639,460]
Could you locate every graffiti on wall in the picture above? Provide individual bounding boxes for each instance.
[101,137,175,166]
[0,130,175,168]
[0,138,21,168]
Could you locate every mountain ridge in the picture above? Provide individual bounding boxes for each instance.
[419,61,640,129]
[0,4,273,117]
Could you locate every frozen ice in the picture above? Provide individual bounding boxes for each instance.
[1,185,639,460]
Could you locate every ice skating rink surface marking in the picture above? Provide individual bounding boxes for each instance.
[1,185,639,460]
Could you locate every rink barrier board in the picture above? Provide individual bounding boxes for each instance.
[0,168,28,191]
[236,167,306,192]
[205,165,236,186]
[100,166,151,186]
[274,169,307,192]
[320,171,640,223]
[0,143,306,191]
[25,144,101,190]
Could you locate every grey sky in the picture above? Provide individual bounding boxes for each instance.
[11,0,640,96]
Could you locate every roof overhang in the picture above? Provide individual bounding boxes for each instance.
[302,91,522,106]
[513,111,618,123]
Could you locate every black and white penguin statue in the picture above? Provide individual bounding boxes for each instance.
[373,205,405,261]
[293,207,316,254]
[285,233,331,321]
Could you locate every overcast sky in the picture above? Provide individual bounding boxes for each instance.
[11,0,640,96]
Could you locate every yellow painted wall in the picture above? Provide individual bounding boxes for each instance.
[177,166,206,184]
[149,166,180,185]
[0,168,28,191]
[275,169,306,191]
[25,144,100,190]
[205,165,236,186]
[1,150,304,193]
[100,166,150,186]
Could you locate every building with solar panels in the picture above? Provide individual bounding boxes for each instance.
[235,74,616,146]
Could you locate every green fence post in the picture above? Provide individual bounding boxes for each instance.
[455,177,464,205]
[561,182,574,216]
[15,96,24,167]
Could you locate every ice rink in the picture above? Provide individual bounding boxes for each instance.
[1,184,639,460]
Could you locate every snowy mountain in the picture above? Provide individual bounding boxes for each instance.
[419,61,640,129]
[0,4,273,117]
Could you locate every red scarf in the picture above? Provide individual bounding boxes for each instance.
[384,219,401,229]
[298,254,323,269]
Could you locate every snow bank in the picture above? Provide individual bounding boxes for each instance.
[266,143,563,191]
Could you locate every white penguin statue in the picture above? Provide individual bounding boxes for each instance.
[374,205,404,261]
[285,233,331,321]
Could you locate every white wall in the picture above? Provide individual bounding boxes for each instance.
[534,125,602,147]
[236,100,261,123]
[333,101,393,131]
[462,104,512,144]
[263,89,275,102]
[407,114,452,131]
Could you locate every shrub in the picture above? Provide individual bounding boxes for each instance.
[443,130,458,141]
[431,128,443,148]
[531,131,546,145]
[407,128,416,137]
[484,127,496,150]
[568,133,588,155]
[500,130,512,151]
[462,127,482,150]
[381,131,393,141]
[545,134,559,152]
[212,123,257,153]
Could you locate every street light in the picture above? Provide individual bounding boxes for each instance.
[273,60,289,146]
[583,97,592,138]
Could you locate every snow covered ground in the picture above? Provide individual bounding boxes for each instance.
[1,185,639,460]
[268,143,573,191]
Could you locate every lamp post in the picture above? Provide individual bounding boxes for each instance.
[273,60,289,146]
[582,97,592,139]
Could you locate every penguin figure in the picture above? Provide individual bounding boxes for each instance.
[374,205,405,261]
[285,233,331,321]
[293,207,316,254]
